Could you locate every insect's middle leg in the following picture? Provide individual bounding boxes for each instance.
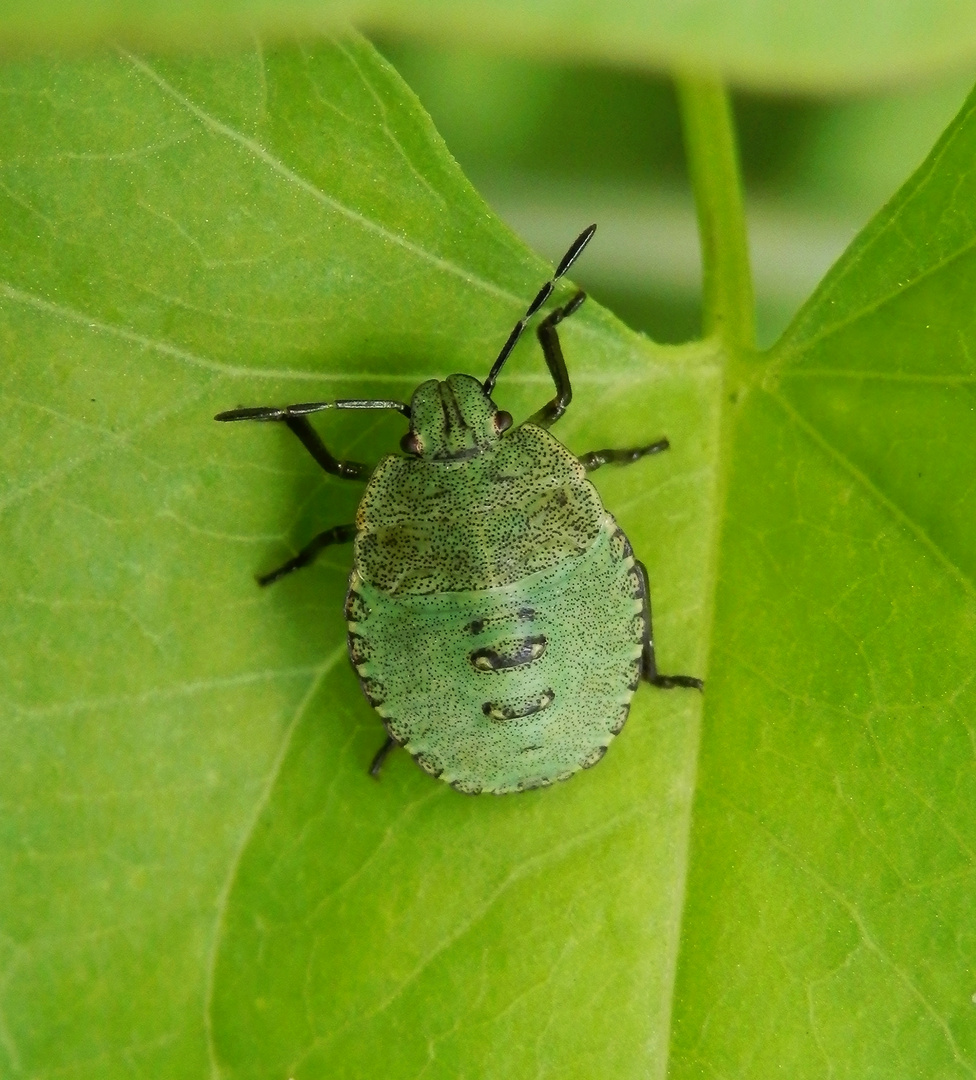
[526,290,587,429]
[258,523,356,587]
[635,560,703,691]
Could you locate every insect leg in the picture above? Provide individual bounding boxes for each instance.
[368,735,397,779]
[282,415,371,479]
[215,398,411,479]
[219,412,369,480]
[258,523,356,587]
[580,438,670,472]
[634,560,703,691]
[526,290,587,429]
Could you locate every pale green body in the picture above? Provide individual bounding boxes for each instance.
[345,418,647,795]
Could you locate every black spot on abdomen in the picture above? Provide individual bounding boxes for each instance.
[482,688,555,722]
[470,635,547,671]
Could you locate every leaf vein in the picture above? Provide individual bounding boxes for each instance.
[722,797,976,1077]
[767,388,976,599]
[288,808,644,1074]
[119,51,516,304]
[773,226,976,370]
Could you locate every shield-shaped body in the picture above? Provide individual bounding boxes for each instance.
[216,228,701,792]
[345,422,647,794]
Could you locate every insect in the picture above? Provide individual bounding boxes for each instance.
[216,225,702,795]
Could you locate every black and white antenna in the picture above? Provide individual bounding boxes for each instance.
[483,224,596,397]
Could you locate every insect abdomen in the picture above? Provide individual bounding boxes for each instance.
[345,516,644,794]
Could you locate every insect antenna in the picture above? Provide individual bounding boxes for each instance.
[483,223,596,397]
[215,398,411,422]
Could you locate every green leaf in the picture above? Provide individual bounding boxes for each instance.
[2,0,976,92]
[670,87,976,1077]
[4,33,975,1080]
[0,38,715,1077]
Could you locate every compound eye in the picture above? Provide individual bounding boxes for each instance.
[494,410,513,434]
[400,430,423,455]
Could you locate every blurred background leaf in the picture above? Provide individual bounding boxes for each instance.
[378,37,973,348]
[2,0,976,92]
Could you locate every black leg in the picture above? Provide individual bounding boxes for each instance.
[526,290,587,429]
[281,416,369,480]
[369,735,397,779]
[635,560,703,691]
[258,523,356,587]
[215,397,412,479]
[580,438,670,472]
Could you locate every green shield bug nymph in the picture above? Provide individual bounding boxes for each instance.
[216,225,702,795]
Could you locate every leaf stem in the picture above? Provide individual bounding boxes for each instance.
[676,75,755,352]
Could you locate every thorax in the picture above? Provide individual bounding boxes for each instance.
[354,424,606,594]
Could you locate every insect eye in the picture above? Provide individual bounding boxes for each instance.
[494,410,513,433]
[400,430,423,455]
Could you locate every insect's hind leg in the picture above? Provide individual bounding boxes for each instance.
[258,523,356,587]
[526,290,587,429]
[634,560,703,691]
[580,438,670,472]
[369,735,397,779]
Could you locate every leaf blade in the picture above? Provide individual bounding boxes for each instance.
[0,37,717,1079]
[668,82,976,1080]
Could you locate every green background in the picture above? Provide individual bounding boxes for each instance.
[2,6,975,1079]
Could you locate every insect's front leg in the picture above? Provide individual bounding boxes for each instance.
[216,407,371,480]
[635,560,703,691]
[579,438,670,472]
[279,415,371,480]
[215,396,411,479]
[526,290,587,429]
